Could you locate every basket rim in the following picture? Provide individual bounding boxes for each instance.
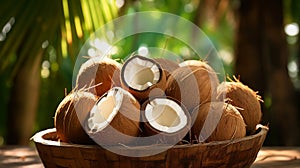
[32,124,268,149]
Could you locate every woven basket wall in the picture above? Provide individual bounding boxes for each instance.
[33,125,268,168]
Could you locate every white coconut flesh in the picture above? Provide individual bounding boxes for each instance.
[87,88,123,132]
[145,98,187,133]
[123,57,160,91]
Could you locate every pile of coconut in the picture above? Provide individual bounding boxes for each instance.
[54,55,263,146]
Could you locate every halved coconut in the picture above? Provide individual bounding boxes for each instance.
[166,60,219,111]
[121,55,166,102]
[141,97,191,144]
[54,91,97,144]
[217,80,262,134]
[179,59,207,67]
[191,101,246,143]
[86,87,140,145]
[76,56,121,97]
[154,58,179,79]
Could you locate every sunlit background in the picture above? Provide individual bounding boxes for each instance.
[1,0,300,146]
[285,22,300,87]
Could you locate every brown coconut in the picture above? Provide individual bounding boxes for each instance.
[154,58,179,79]
[76,56,121,98]
[165,60,220,111]
[85,87,141,145]
[121,55,166,102]
[191,101,246,142]
[217,80,262,134]
[179,59,206,67]
[140,97,191,145]
[54,91,97,144]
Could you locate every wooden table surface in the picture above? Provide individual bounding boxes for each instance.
[0,146,299,167]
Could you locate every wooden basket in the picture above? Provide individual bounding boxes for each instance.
[32,125,268,168]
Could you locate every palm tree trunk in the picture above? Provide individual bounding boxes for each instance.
[235,0,266,94]
[4,0,60,145]
[6,50,42,145]
[236,0,299,145]
[263,0,300,145]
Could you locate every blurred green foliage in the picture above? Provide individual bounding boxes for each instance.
[0,0,253,144]
[1,0,299,145]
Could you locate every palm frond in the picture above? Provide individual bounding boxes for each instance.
[0,0,119,76]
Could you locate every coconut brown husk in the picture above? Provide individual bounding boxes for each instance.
[140,97,191,145]
[85,87,141,145]
[54,91,97,144]
[191,101,246,143]
[76,56,121,98]
[165,60,220,111]
[154,58,179,79]
[121,55,167,102]
[217,79,262,134]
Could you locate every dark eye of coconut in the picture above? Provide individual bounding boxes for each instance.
[123,56,160,91]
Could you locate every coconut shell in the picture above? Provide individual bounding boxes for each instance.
[54,91,97,144]
[154,58,179,79]
[179,59,208,67]
[140,97,191,145]
[165,60,219,111]
[217,81,262,134]
[191,101,246,142]
[86,87,141,145]
[76,56,121,98]
[121,55,167,102]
